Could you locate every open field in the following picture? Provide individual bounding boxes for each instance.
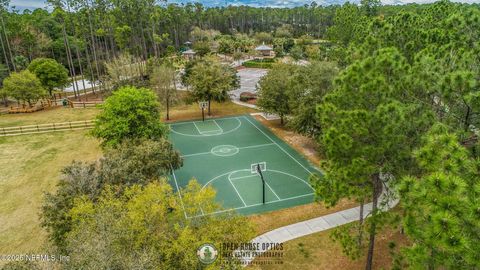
[0,108,99,127]
[0,131,102,254]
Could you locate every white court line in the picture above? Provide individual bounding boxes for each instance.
[265,181,281,201]
[229,176,247,207]
[192,121,203,135]
[171,166,188,219]
[268,169,316,192]
[192,120,223,135]
[169,116,241,126]
[230,174,257,181]
[243,116,313,174]
[213,120,223,133]
[169,117,243,137]
[188,193,315,218]
[240,143,275,150]
[181,143,275,158]
[229,173,281,200]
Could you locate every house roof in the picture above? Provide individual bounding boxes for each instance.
[255,44,273,51]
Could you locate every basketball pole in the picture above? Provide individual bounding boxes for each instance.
[257,164,265,204]
[202,106,205,122]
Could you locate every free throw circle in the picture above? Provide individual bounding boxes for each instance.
[210,145,239,157]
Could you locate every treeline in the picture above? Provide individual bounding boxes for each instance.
[255,1,480,269]
[0,0,468,75]
[1,1,337,75]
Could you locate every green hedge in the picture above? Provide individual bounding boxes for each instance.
[242,59,275,69]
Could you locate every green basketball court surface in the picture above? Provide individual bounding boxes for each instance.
[168,115,320,217]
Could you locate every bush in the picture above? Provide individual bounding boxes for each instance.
[91,86,167,147]
[41,138,182,251]
[242,58,275,69]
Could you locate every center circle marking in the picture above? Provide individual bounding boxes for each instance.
[210,145,239,157]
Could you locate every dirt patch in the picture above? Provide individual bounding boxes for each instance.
[253,116,321,165]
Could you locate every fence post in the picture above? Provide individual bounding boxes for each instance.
[3,128,5,136]
[84,120,87,128]
[83,102,86,108]
[20,126,23,134]
[69,122,72,129]
[37,125,39,132]
[53,123,56,131]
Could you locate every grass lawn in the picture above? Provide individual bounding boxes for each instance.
[0,107,100,127]
[0,131,102,254]
[0,99,256,128]
[254,116,321,165]
[166,100,258,122]
[248,226,409,270]
[249,199,357,235]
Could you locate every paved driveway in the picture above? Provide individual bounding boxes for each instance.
[229,68,268,100]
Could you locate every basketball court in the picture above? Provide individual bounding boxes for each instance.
[168,115,320,217]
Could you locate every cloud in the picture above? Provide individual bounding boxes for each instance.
[10,0,46,10]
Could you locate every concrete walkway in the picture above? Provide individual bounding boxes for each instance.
[240,181,399,265]
[232,99,258,109]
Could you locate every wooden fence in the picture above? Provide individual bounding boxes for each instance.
[0,120,95,137]
[8,99,63,114]
[69,100,103,108]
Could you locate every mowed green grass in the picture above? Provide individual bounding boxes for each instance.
[0,131,102,253]
[0,107,100,127]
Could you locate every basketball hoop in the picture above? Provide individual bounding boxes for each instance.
[199,101,208,121]
[199,101,208,109]
[251,162,267,174]
[251,162,267,204]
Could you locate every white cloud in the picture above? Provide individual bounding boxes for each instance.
[10,0,46,9]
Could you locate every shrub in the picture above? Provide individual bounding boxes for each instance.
[91,86,167,147]
[242,58,275,69]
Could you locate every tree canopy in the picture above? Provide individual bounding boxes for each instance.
[65,180,254,269]
[2,70,46,106]
[150,63,178,120]
[27,57,69,96]
[312,48,432,269]
[91,86,167,147]
[256,64,297,125]
[186,58,238,115]
[42,138,182,251]
[398,124,480,269]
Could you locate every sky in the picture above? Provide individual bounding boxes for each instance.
[9,0,480,11]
